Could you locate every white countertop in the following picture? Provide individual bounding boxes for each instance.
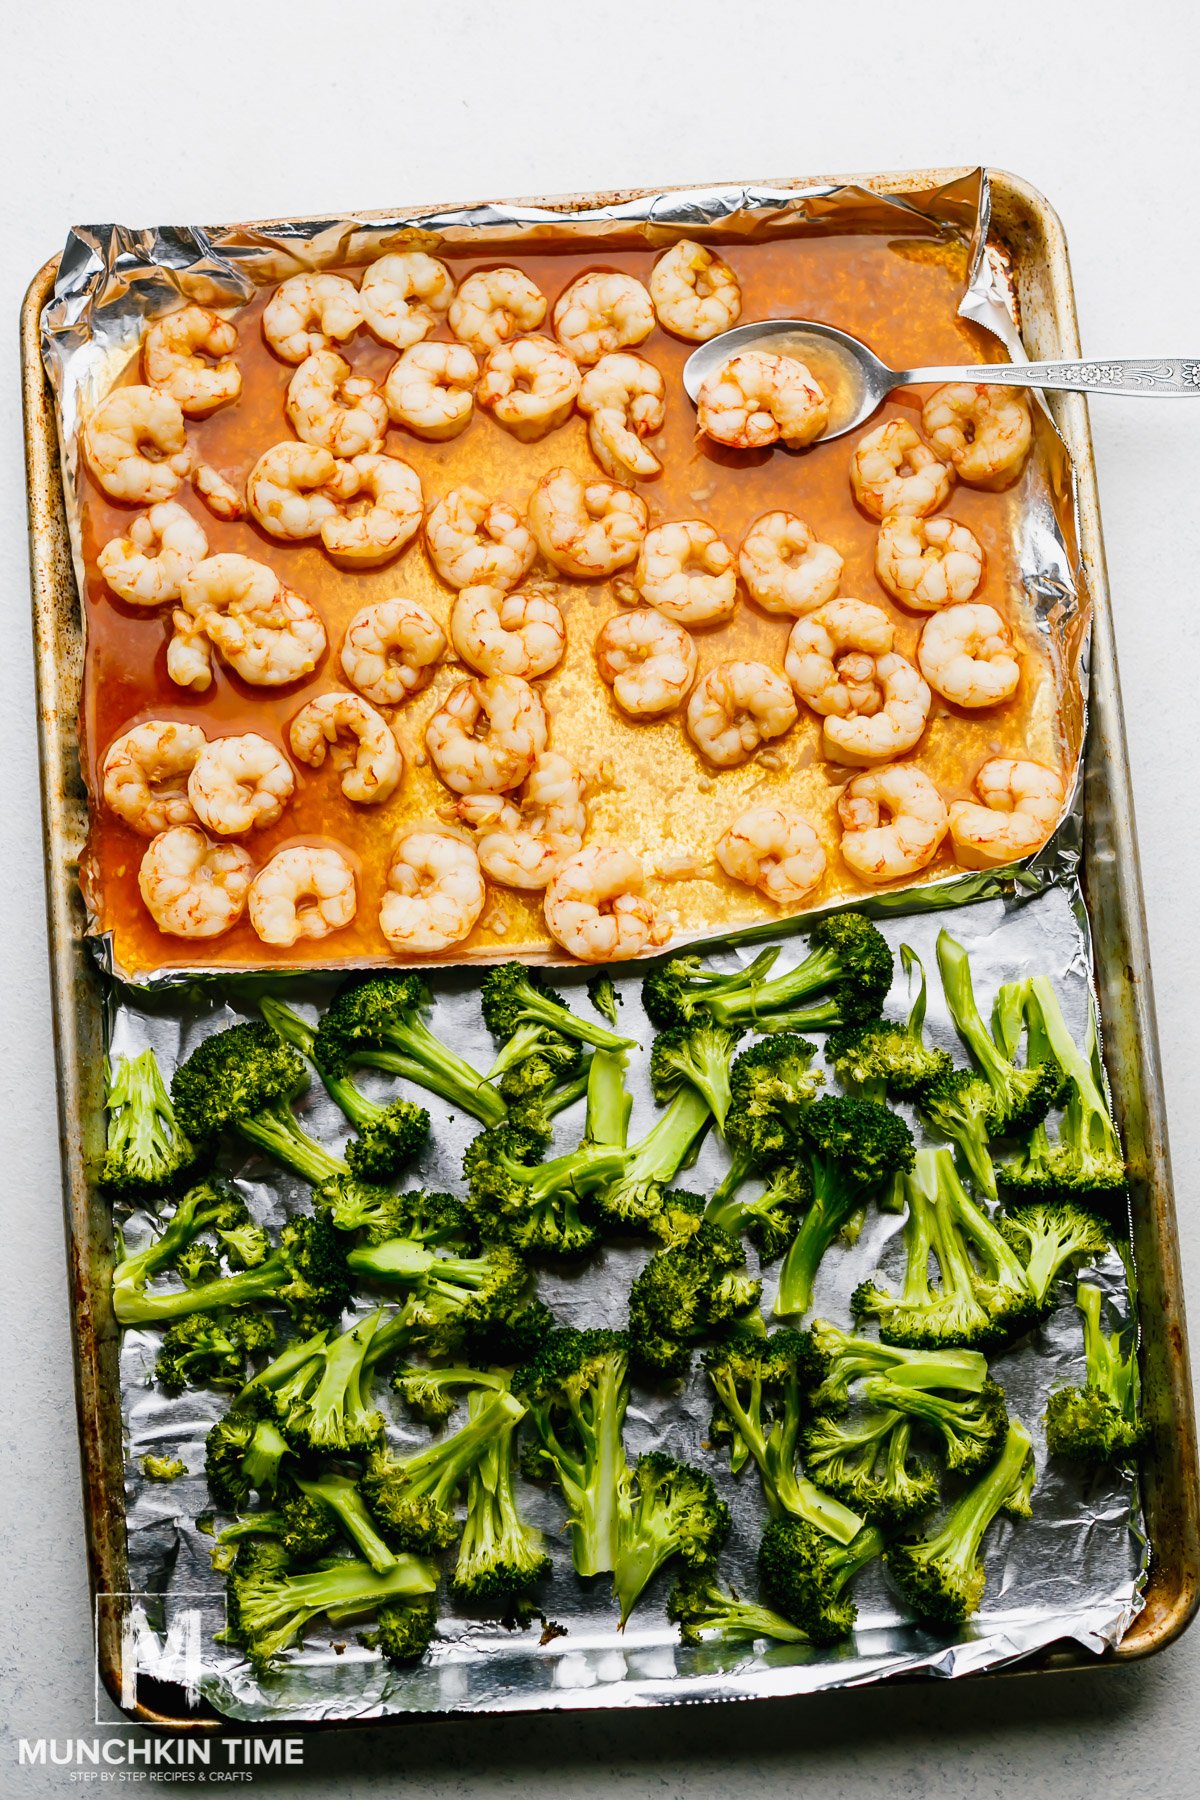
[2,2,1198,1792]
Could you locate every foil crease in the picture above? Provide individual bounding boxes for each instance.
[112,883,1145,1722]
[39,168,1090,982]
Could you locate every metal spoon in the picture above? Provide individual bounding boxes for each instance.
[681,319,1200,442]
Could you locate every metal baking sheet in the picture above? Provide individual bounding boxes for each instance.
[21,167,1199,1728]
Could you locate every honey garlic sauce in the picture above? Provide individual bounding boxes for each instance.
[78,231,1059,975]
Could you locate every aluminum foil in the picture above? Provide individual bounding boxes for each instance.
[38,168,1091,981]
[111,882,1144,1721]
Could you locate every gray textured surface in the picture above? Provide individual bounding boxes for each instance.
[2,1,1198,1792]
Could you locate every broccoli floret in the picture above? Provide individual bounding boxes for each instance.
[313,975,506,1127]
[719,1033,824,1184]
[101,1048,204,1200]
[826,1022,952,1104]
[463,1123,618,1257]
[649,1188,707,1251]
[292,1470,399,1572]
[1044,1281,1145,1464]
[504,1057,593,1137]
[758,1518,884,1645]
[394,1364,508,1427]
[680,916,896,1034]
[999,981,1126,1196]
[362,1389,525,1553]
[641,947,783,1030]
[360,1596,438,1665]
[851,1147,1042,1350]
[919,1068,1001,1202]
[715,1165,814,1265]
[459,1298,559,1370]
[176,1240,223,1288]
[861,1375,1009,1477]
[262,1311,388,1455]
[886,1419,1035,1630]
[113,1202,351,1331]
[613,1453,730,1626]
[205,1413,293,1512]
[649,1019,743,1130]
[481,964,634,1092]
[155,1311,277,1396]
[319,1182,472,1250]
[347,1239,529,1347]
[513,1328,631,1578]
[141,1453,187,1482]
[995,1201,1110,1307]
[260,996,431,1183]
[799,1408,939,1527]
[703,1331,864,1544]
[587,973,622,1027]
[216,1218,272,1270]
[628,1223,761,1378]
[795,1318,989,1416]
[667,1571,810,1645]
[225,1539,438,1670]
[773,1096,915,1321]
[582,1049,714,1232]
[936,933,1061,1137]
[452,1390,550,1609]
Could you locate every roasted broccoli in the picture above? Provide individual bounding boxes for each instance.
[237,1313,388,1456]
[587,973,622,1027]
[647,917,893,1034]
[481,964,635,1083]
[205,1412,293,1512]
[260,996,430,1183]
[919,1068,1003,1202]
[101,1047,204,1200]
[613,1453,730,1626]
[649,1019,744,1130]
[703,1331,865,1544]
[359,1596,438,1666]
[773,1096,915,1321]
[452,1390,550,1610]
[825,945,953,1105]
[1044,1281,1145,1464]
[758,1518,885,1645]
[852,1147,1042,1350]
[995,1201,1110,1308]
[885,1419,1035,1630]
[628,1222,761,1377]
[513,1328,631,1578]
[650,1188,708,1251]
[713,1033,824,1200]
[667,1571,810,1645]
[799,1405,939,1527]
[362,1389,526,1552]
[936,933,1060,1137]
[313,974,506,1127]
[999,980,1126,1197]
[155,1310,277,1396]
[225,1537,438,1670]
[463,1123,617,1256]
[584,1048,714,1231]
[141,1453,187,1482]
[347,1238,529,1347]
[794,1318,990,1417]
[393,1364,508,1427]
[860,1375,1009,1477]
[641,946,782,1030]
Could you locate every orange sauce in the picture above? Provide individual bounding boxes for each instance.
[77,230,1060,977]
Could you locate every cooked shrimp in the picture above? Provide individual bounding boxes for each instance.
[166,609,215,692]
[849,421,953,520]
[245,442,357,540]
[83,386,190,505]
[838,765,949,883]
[922,383,1033,489]
[577,352,665,481]
[98,502,209,607]
[339,597,446,706]
[286,350,388,457]
[948,758,1065,869]
[360,252,454,349]
[425,674,548,795]
[454,752,587,889]
[552,273,654,366]
[379,830,485,954]
[262,273,362,363]
[685,661,798,767]
[102,720,207,836]
[450,583,566,679]
[697,352,829,450]
[784,598,894,711]
[477,335,580,441]
[543,846,663,962]
[248,846,358,946]
[448,268,547,355]
[179,553,327,688]
[527,466,647,578]
[739,511,842,617]
[649,242,741,342]
[138,826,254,939]
[384,342,479,441]
[918,603,1020,708]
[143,305,241,416]
[875,515,984,610]
[187,733,295,836]
[319,453,424,566]
[192,463,244,521]
[595,609,697,718]
[425,487,537,591]
[632,521,738,627]
[716,805,827,906]
[288,691,403,805]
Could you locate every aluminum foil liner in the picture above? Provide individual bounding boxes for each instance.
[111,882,1145,1721]
[39,168,1091,981]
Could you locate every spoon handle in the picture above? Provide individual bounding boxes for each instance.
[894,358,1200,398]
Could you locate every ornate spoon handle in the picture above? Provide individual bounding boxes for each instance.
[893,359,1200,397]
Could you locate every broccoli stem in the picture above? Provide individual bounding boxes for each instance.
[773,1162,856,1322]
[917,1419,1032,1591]
[586,1049,633,1148]
[234,1106,346,1188]
[302,1312,382,1450]
[261,998,384,1135]
[390,1391,525,1508]
[542,1062,593,1120]
[113,1254,294,1326]
[936,932,1011,1095]
[569,1355,628,1577]
[294,1473,396,1572]
[706,944,847,1028]
[707,1369,863,1545]
[350,1046,505,1128]
[1079,1281,1139,1418]
[494,981,636,1056]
